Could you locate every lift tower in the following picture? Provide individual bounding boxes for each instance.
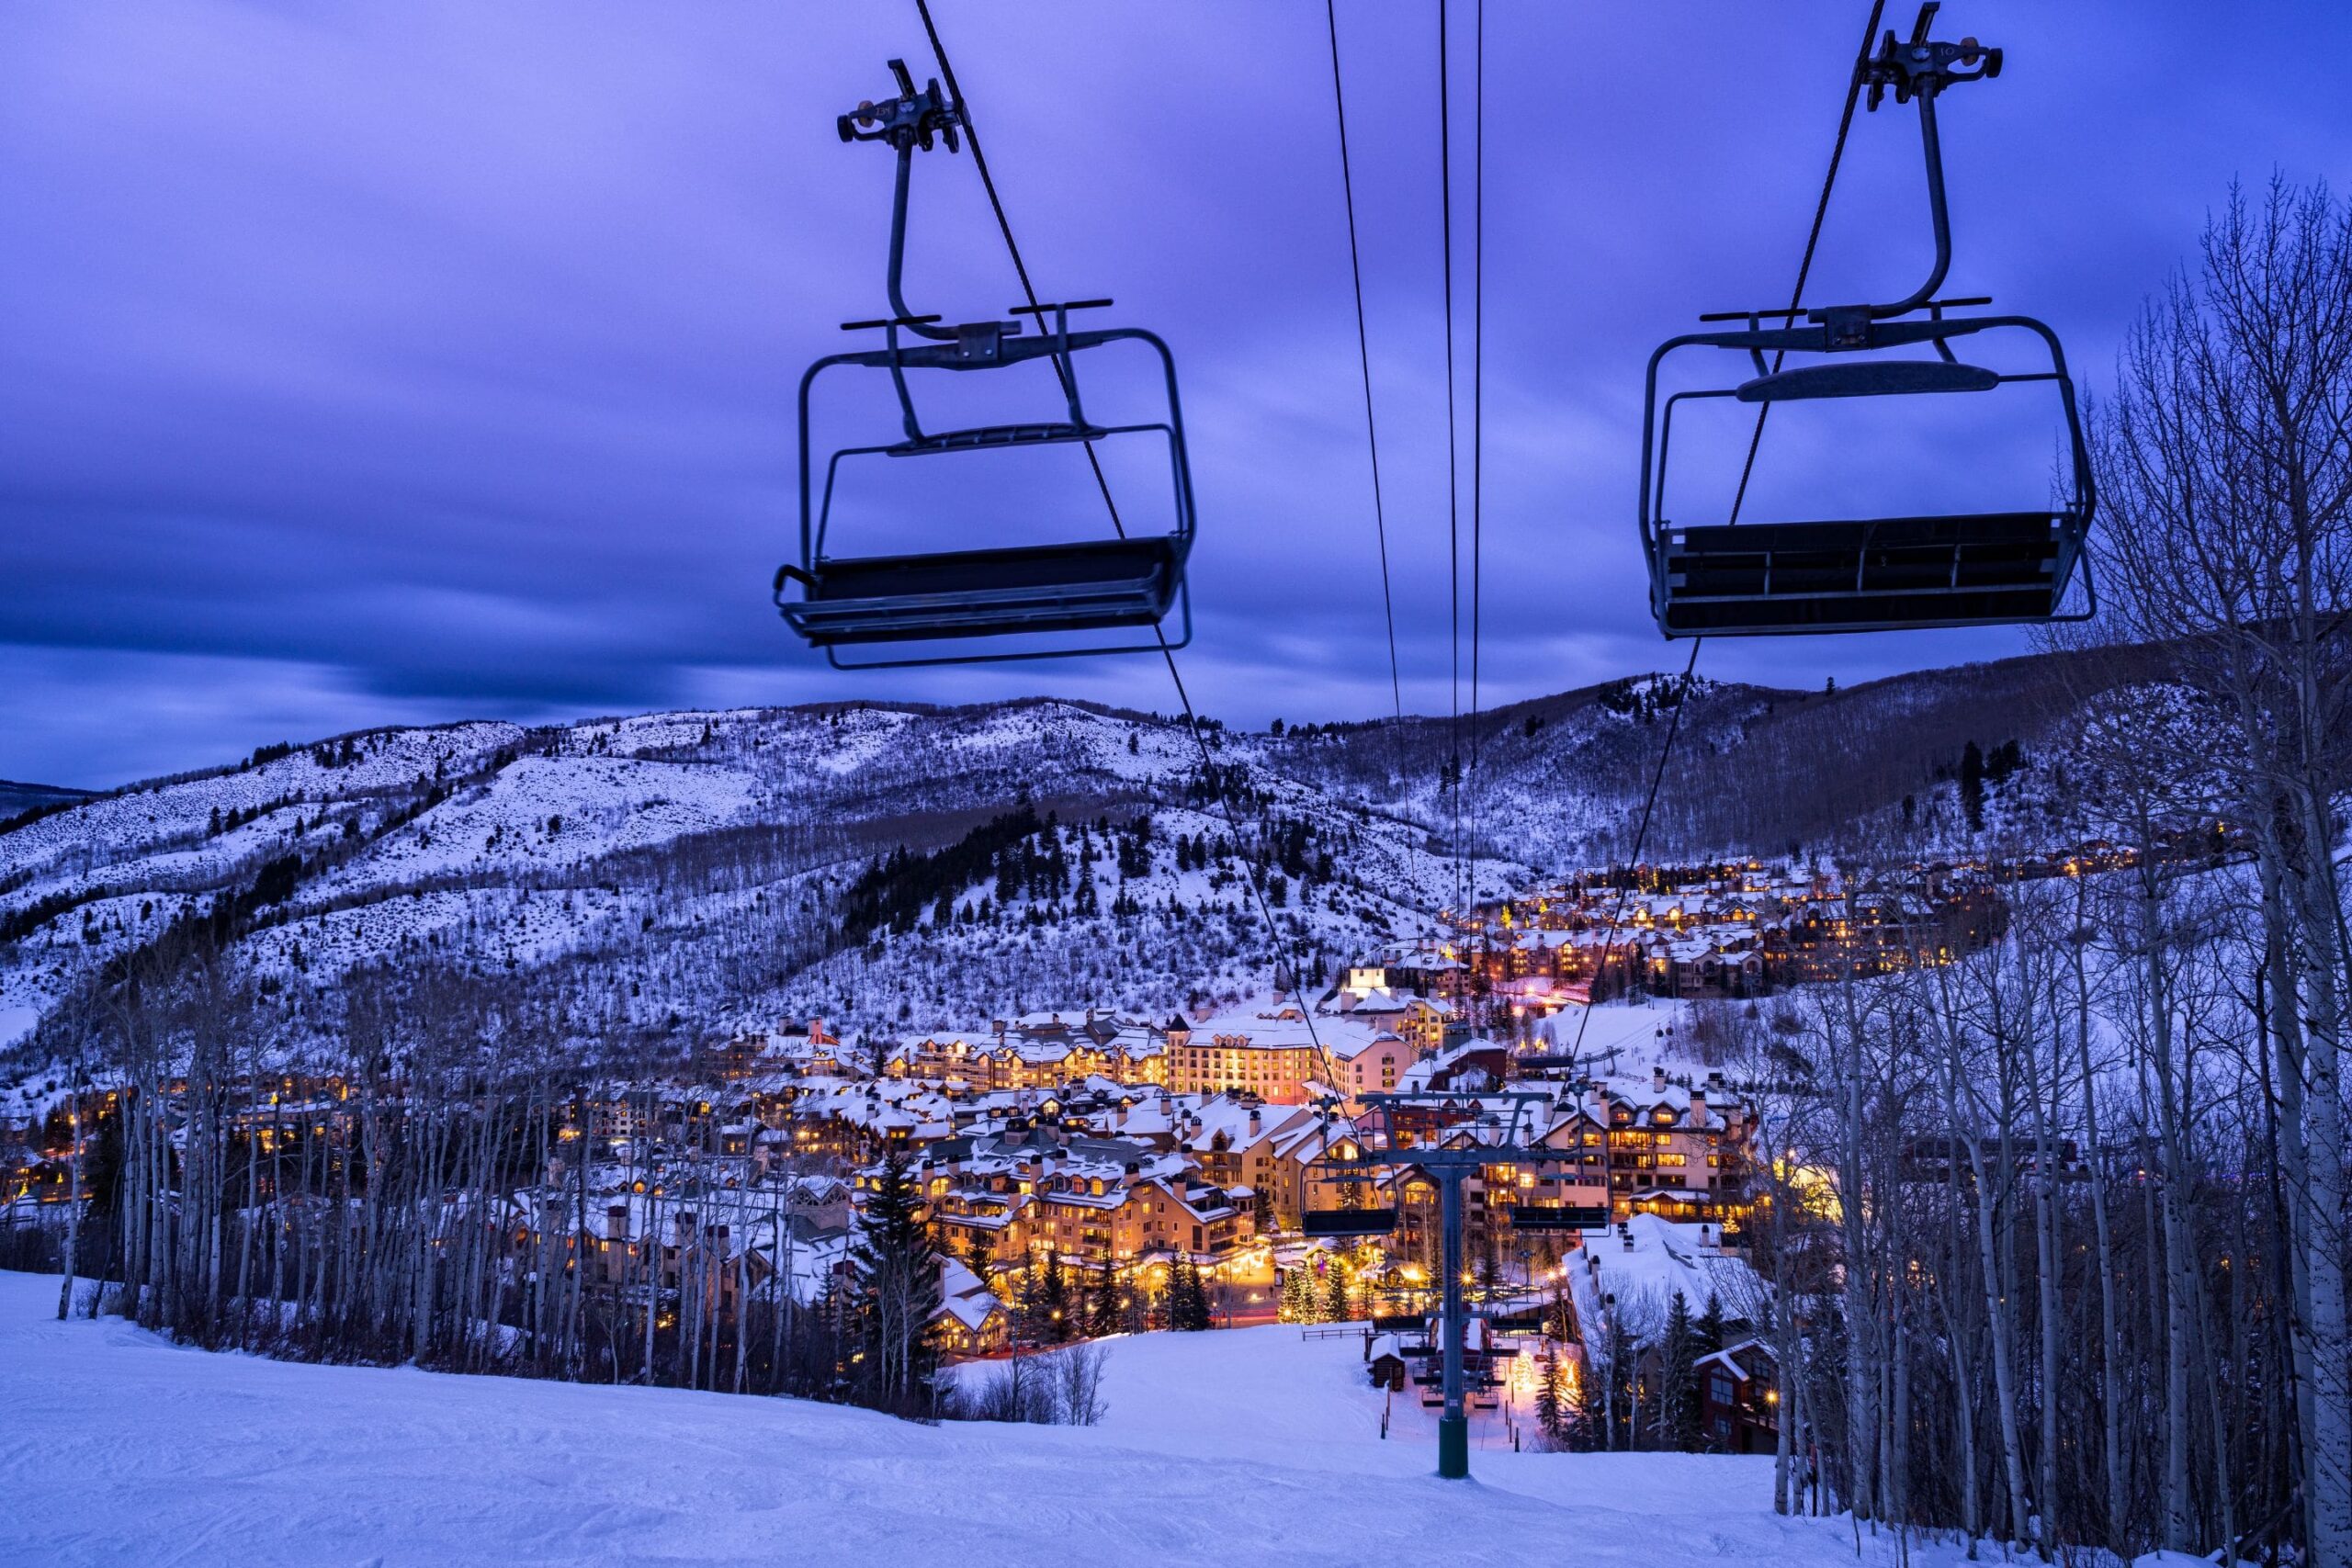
[1310,1089,1595,1480]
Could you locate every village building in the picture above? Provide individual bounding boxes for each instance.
[910,1128,1256,1278]
[1698,1336,1781,1454]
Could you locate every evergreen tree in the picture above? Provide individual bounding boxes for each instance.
[1695,1291,1725,1358]
[1167,1255,1212,1331]
[1088,1262,1122,1338]
[962,1225,995,1283]
[1323,1263,1351,1325]
[1278,1266,1304,1324]
[1657,1292,1702,1451]
[1040,1249,1069,1341]
[1592,1308,1636,1451]
[1535,1341,1566,1446]
[1011,1260,1045,1348]
[850,1147,941,1413]
[1959,739,1986,829]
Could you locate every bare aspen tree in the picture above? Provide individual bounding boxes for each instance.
[2093,176,2352,1567]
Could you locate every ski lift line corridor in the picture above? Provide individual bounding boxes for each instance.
[1568,0,1884,1070]
[854,0,1345,1092]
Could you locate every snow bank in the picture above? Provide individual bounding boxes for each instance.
[2,1270,1980,1568]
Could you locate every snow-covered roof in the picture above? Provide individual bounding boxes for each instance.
[1566,1213,1760,1344]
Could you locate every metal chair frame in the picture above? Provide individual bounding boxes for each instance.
[775,61,1197,669]
[1634,6,2097,638]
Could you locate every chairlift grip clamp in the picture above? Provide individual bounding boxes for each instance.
[1860,6,2001,110]
[837,58,963,152]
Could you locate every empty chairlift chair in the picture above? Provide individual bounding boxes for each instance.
[775,62,1197,669]
[1636,6,2096,637]
[1304,1149,1396,1239]
[1302,1203,1400,1241]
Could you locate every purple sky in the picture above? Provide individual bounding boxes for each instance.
[4,2,2347,789]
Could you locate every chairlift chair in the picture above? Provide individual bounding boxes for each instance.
[1306,1143,1397,1239]
[775,61,1197,669]
[1636,6,2095,637]
[1303,1203,1400,1241]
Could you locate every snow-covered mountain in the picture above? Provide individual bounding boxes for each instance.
[0,644,2160,1056]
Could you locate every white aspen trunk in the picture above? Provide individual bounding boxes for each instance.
[2140,881,2195,1554]
[1941,1128,1984,1551]
[2027,1023,2064,1554]
[2297,938,2352,1568]
[57,1078,81,1321]
[1946,1039,2033,1549]
[1834,989,1880,1522]
[235,1059,258,1348]
[1772,1278,1796,1513]
[2074,917,2129,1554]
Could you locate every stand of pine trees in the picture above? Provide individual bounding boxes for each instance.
[1165,1254,1212,1331]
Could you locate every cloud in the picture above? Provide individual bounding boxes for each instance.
[4,0,2347,785]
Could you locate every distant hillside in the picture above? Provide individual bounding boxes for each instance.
[0,642,2174,1057]
[0,779,95,823]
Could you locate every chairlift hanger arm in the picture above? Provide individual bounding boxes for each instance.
[841,60,967,344]
[1851,5,1996,318]
[1708,6,2000,332]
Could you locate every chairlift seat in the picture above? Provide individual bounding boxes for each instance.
[1736,359,2000,402]
[1509,1203,1610,1232]
[780,536,1185,648]
[1657,511,2077,636]
[1303,1206,1400,1240]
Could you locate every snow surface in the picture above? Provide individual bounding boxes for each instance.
[1,1269,1976,1568]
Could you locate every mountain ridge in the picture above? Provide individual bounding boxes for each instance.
[0,642,2156,1062]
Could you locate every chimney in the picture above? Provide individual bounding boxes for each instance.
[1690,1088,1708,1123]
[1652,1065,1667,1093]
[606,1202,628,1238]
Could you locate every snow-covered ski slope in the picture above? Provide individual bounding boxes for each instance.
[2,1269,1962,1568]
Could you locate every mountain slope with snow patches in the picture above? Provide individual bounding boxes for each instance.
[0,646,2180,1057]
